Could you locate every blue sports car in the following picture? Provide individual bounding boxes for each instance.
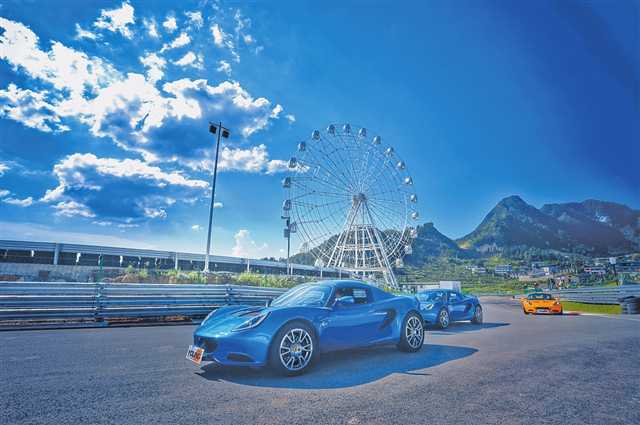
[417,289,482,329]
[187,280,425,375]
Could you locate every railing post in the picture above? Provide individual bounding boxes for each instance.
[95,283,104,322]
[226,284,233,304]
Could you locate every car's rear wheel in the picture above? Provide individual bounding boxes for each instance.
[269,321,316,376]
[437,308,450,329]
[471,305,483,324]
[398,311,424,352]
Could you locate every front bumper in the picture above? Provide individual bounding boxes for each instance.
[420,309,439,324]
[193,328,271,367]
[523,304,562,314]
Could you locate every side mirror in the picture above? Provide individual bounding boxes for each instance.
[333,295,355,308]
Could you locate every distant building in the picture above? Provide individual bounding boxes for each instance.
[542,265,559,276]
[399,281,462,294]
[470,266,486,274]
[495,264,512,275]
[584,266,606,275]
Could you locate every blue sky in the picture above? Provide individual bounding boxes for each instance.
[0,0,638,258]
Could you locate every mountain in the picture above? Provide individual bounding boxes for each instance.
[457,195,638,256]
[541,200,640,247]
[457,195,572,253]
[290,224,465,267]
[404,222,470,266]
[290,196,639,266]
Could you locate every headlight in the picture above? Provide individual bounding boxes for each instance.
[420,302,434,310]
[232,312,270,332]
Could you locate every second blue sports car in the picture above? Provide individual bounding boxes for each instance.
[186,280,425,375]
[417,289,482,329]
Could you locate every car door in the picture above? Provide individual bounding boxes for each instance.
[447,291,467,321]
[321,287,386,351]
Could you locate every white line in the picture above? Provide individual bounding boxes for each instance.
[577,313,640,322]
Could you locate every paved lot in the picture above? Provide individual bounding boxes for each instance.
[1,297,639,425]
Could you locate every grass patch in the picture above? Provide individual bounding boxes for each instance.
[561,301,621,315]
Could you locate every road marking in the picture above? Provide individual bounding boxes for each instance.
[577,313,640,322]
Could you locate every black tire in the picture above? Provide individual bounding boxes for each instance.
[269,321,317,376]
[437,308,450,329]
[471,305,483,324]
[523,307,530,315]
[397,311,425,352]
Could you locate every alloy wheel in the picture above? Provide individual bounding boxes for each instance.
[279,328,313,371]
[405,315,424,349]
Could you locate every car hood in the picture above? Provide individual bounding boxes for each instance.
[197,304,300,335]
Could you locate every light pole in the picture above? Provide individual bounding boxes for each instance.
[204,121,230,273]
[281,213,296,275]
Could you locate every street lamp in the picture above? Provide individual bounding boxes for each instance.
[281,211,297,275]
[204,121,230,273]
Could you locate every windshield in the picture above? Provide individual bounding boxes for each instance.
[417,291,445,302]
[270,284,332,308]
[528,293,553,300]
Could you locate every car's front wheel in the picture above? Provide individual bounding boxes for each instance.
[471,305,483,324]
[437,308,450,329]
[398,311,425,352]
[269,321,316,376]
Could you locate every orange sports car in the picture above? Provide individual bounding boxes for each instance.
[520,293,563,315]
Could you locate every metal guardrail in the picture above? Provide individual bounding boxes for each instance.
[0,281,287,325]
[549,285,640,304]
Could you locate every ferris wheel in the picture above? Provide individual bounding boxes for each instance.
[282,123,419,288]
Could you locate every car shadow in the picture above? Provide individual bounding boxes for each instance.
[427,322,509,335]
[196,343,477,389]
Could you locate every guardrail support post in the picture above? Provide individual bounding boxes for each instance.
[95,283,104,323]
[53,243,60,265]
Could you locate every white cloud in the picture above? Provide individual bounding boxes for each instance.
[0,17,118,102]
[140,52,165,83]
[0,189,10,197]
[2,196,33,207]
[92,220,112,226]
[74,23,98,40]
[0,221,156,248]
[93,2,135,39]
[185,11,203,28]
[216,60,231,76]
[271,104,283,118]
[285,114,296,123]
[191,224,201,231]
[211,23,225,47]
[143,207,167,219]
[232,229,268,258]
[216,144,288,174]
[0,17,288,179]
[162,15,177,33]
[53,200,95,218]
[160,32,190,52]
[0,84,70,132]
[173,51,203,69]
[0,163,8,176]
[214,201,223,208]
[42,153,208,222]
[143,17,159,38]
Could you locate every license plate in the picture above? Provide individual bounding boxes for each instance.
[537,309,549,313]
[186,345,204,365]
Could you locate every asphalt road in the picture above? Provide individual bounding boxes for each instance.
[1,297,639,425]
